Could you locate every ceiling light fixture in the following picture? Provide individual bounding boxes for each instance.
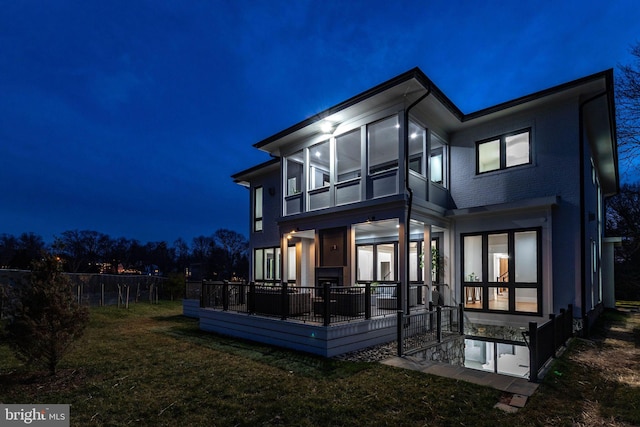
[320,121,334,134]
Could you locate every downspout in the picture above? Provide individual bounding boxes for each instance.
[578,90,608,337]
[403,87,431,314]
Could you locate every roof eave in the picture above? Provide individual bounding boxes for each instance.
[252,67,464,151]
[463,69,615,122]
[231,157,280,185]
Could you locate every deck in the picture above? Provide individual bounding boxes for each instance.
[183,281,435,357]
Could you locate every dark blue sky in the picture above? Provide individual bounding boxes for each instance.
[1,0,639,244]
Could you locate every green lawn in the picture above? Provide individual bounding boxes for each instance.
[1,301,638,426]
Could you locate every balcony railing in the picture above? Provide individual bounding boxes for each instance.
[197,281,429,326]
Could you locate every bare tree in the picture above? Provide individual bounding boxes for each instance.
[607,183,640,299]
[172,238,191,272]
[12,233,47,269]
[0,234,18,268]
[54,230,111,273]
[213,229,248,280]
[616,42,640,175]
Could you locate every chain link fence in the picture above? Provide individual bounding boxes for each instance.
[1,269,168,315]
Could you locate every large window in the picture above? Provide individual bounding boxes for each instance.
[308,140,330,190]
[286,151,304,196]
[430,133,447,186]
[253,186,263,232]
[357,245,374,281]
[287,245,296,283]
[377,244,396,281]
[254,247,281,284]
[408,121,426,176]
[409,241,419,282]
[336,129,361,182]
[284,150,305,215]
[356,243,397,282]
[368,116,399,174]
[462,228,541,314]
[477,129,530,174]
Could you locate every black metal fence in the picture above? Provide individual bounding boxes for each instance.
[397,304,464,356]
[197,281,429,326]
[524,304,574,382]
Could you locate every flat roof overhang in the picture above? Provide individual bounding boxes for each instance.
[252,68,463,156]
[245,68,618,193]
[231,157,280,187]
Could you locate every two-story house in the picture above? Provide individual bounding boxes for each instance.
[199,67,617,359]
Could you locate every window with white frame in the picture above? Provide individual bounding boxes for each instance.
[477,129,530,174]
[308,140,330,190]
[336,129,361,182]
[286,151,304,196]
[368,116,399,174]
[408,121,426,176]
[462,228,541,314]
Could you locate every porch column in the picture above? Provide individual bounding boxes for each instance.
[399,215,408,314]
[280,232,289,284]
[602,237,621,308]
[424,224,432,305]
[299,238,315,287]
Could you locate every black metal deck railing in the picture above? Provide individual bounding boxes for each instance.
[196,281,429,326]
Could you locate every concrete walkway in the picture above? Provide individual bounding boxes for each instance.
[381,356,539,397]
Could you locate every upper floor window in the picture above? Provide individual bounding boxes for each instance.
[336,129,361,182]
[253,186,263,232]
[408,121,426,176]
[368,116,399,174]
[286,150,304,195]
[309,140,330,190]
[477,129,530,174]
[431,133,447,186]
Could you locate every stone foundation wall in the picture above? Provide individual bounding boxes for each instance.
[409,336,465,365]
[464,323,527,342]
